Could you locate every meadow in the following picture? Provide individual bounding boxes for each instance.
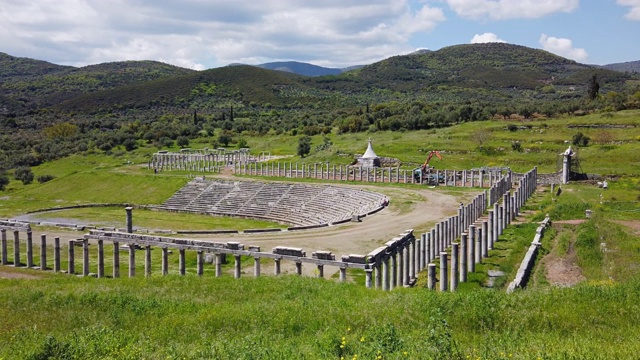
[1,110,640,359]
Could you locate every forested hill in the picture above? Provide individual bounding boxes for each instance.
[603,60,640,73]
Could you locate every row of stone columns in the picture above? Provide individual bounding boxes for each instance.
[150,152,248,172]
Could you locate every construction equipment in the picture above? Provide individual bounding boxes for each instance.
[414,150,443,185]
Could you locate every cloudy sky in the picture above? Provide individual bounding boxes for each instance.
[1,0,639,70]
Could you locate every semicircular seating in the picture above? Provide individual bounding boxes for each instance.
[155,179,387,226]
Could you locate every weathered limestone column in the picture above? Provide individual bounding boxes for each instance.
[97,239,104,278]
[430,229,436,261]
[26,231,33,268]
[234,255,242,278]
[340,267,347,282]
[128,244,136,278]
[162,248,169,276]
[375,264,382,289]
[13,230,20,267]
[419,233,426,270]
[317,264,324,278]
[488,210,495,250]
[40,234,47,270]
[254,257,261,277]
[427,263,436,290]
[274,258,281,275]
[146,246,153,277]
[460,233,467,282]
[83,239,90,276]
[365,268,373,288]
[125,207,133,234]
[68,239,75,274]
[468,226,476,273]
[482,221,489,258]
[498,205,504,236]
[404,244,410,285]
[1,229,7,265]
[390,250,398,290]
[494,203,500,238]
[54,237,61,272]
[215,253,223,277]
[179,249,186,276]
[412,236,418,278]
[451,243,459,291]
[440,252,448,292]
[382,256,390,291]
[435,223,441,255]
[475,227,482,264]
[295,261,302,275]
[113,241,120,278]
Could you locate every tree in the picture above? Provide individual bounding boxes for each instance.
[176,136,189,147]
[123,138,138,151]
[572,132,590,147]
[14,166,34,185]
[0,173,9,190]
[237,138,248,149]
[297,135,311,158]
[588,74,600,100]
[471,129,493,146]
[218,131,232,147]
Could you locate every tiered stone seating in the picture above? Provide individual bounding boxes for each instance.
[156,179,386,226]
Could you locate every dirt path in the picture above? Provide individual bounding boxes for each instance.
[541,223,586,287]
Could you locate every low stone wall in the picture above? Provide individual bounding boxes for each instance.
[506,216,551,293]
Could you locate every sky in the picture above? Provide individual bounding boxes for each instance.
[1,0,639,70]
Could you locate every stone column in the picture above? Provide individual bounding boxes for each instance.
[451,243,459,291]
[375,265,382,289]
[427,263,436,290]
[482,221,489,258]
[113,241,120,278]
[468,226,476,273]
[274,258,281,275]
[68,239,75,274]
[404,245,410,285]
[215,253,223,277]
[460,233,467,282]
[365,268,373,288]
[26,231,33,268]
[234,255,242,278]
[430,229,436,261]
[475,227,482,265]
[146,246,153,277]
[340,267,347,282]
[254,257,261,277]
[317,264,324,278]
[54,237,61,272]
[162,248,169,276]
[295,261,302,275]
[440,252,448,292]
[179,249,186,276]
[128,245,136,278]
[13,230,20,267]
[435,223,441,255]
[412,236,418,277]
[97,239,104,278]
[498,205,504,236]
[382,256,390,291]
[40,234,47,270]
[488,210,495,250]
[1,229,6,265]
[390,251,398,290]
[125,207,133,234]
[83,239,90,276]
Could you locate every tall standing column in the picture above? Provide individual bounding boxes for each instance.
[439,252,448,292]
[146,246,153,277]
[482,221,489,258]
[254,257,261,277]
[295,261,302,275]
[215,253,223,277]
[451,243,459,291]
[162,248,169,276]
[40,234,47,270]
[97,239,104,278]
[340,267,347,282]
[460,233,467,282]
[317,264,324,278]
[382,257,390,291]
[475,227,482,265]
[234,255,242,278]
[390,251,398,290]
[113,241,120,278]
[54,237,61,272]
[179,249,186,276]
[428,263,436,290]
[125,207,133,234]
[13,230,20,267]
[26,231,33,268]
[83,239,90,276]
[468,226,476,273]
[488,210,495,250]
[274,258,281,275]
[375,265,382,289]
[1,229,7,265]
[67,239,75,274]
[128,244,136,278]
[365,268,373,288]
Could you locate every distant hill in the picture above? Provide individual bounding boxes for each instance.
[602,60,640,73]
[0,52,72,81]
[257,61,343,77]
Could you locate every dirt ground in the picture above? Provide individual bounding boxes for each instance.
[541,221,587,287]
[9,184,473,277]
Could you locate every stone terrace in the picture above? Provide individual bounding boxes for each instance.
[154,179,387,226]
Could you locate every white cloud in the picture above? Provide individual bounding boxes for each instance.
[470,32,506,43]
[617,0,640,20]
[0,0,446,69]
[445,0,579,20]
[539,34,588,62]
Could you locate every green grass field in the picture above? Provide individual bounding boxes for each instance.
[1,110,640,359]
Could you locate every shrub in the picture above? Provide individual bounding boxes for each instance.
[0,173,9,190]
[14,166,34,185]
[572,132,590,147]
[123,138,138,151]
[37,174,55,184]
[507,124,518,132]
[511,141,522,152]
[176,136,189,147]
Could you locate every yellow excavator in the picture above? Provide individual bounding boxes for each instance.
[414,150,442,185]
